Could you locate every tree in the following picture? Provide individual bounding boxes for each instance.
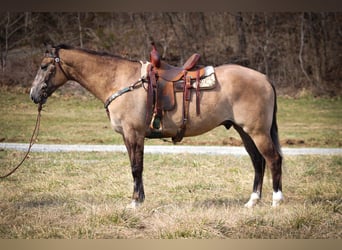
[0,12,26,72]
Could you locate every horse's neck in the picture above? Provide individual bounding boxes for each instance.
[60,49,140,103]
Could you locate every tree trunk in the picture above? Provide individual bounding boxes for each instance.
[263,13,269,76]
[1,13,10,72]
[298,13,312,86]
[77,12,83,48]
[235,12,247,57]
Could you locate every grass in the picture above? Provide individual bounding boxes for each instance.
[0,86,341,147]
[277,96,342,147]
[0,151,341,238]
[0,87,341,238]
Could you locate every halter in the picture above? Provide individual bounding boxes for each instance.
[47,47,145,119]
[50,48,69,80]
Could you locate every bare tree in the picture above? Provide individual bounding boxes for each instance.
[0,12,340,94]
[77,12,83,48]
[235,12,247,57]
[298,13,313,85]
[0,12,26,72]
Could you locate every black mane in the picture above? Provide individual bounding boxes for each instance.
[53,44,138,62]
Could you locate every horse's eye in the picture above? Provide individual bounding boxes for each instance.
[41,65,48,71]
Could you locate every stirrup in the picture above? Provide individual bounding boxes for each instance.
[150,113,163,132]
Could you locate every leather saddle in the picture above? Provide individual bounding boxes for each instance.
[145,43,216,143]
[157,54,202,81]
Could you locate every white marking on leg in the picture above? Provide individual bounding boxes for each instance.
[272,190,284,207]
[244,192,260,208]
[126,200,140,209]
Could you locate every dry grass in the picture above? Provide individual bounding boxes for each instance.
[0,151,341,239]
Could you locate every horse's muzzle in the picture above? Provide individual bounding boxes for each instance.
[30,83,48,104]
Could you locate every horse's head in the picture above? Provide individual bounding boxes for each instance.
[30,45,68,104]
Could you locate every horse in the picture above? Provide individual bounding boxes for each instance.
[30,44,284,208]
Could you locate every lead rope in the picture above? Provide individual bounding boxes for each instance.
[0,103,42,179]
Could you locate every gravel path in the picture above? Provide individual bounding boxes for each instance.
[1,143,341,156]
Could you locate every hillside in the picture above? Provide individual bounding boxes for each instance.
[1,12,341,96]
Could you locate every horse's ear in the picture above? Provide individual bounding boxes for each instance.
[43,42,53,56]
[43,42,53,51]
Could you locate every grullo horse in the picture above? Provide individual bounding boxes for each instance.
[30,44,283,208]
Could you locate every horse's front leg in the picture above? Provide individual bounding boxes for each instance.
[123,134,145,208]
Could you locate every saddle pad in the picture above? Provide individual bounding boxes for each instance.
[174,66,216,91]
[140,60,151,79]
[192,66,216,89]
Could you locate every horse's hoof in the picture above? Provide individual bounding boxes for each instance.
[244,192,260,208]
[272,190,284,207]
[126,200,141,209]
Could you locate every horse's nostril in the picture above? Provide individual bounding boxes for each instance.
[30,89,35,102]
[31,96,38,104]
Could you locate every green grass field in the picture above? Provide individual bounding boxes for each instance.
[0,87,341,147]
[0,87,341,238]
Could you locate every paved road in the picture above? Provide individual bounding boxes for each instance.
[1,143,341,156]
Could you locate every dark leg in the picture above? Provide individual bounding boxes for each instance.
[123,134,145,208]
[251,133,283,207]
[234,125,266,207]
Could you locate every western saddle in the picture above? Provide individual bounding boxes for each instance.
[145,43,216,143]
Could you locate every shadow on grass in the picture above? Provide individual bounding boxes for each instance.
[13,194,68,209]
[194,197,244,208]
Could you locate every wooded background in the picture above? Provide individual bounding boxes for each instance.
[0,12,341,96]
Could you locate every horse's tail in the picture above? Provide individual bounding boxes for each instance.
[270,83,282,157]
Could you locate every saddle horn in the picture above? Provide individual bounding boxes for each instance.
[150,42,161,68]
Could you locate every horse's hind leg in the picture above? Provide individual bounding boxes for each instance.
[251,133,283,207]
[234,125,266,207]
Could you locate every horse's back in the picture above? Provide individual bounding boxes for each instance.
[215,64,272,95]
